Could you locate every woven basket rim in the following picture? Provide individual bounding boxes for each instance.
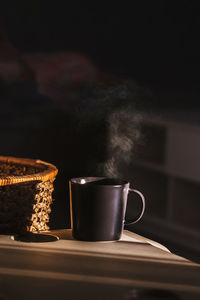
[0,156,58,186]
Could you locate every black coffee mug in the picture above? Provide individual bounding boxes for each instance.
[69,177,145,241]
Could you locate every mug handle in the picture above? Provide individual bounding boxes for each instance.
[124,188,145,225]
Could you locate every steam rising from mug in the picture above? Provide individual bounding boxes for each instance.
[75,83,144,177]
[103,108,142,177]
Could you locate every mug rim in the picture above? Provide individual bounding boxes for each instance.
[70,177,129,186]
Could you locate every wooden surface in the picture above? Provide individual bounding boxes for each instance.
[0,230,200,299]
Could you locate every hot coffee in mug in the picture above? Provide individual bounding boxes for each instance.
[69,177,145,241]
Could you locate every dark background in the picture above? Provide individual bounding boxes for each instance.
[0,1,200,260]
[1,0,200,98]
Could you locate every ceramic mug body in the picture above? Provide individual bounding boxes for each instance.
[69,177,145,241]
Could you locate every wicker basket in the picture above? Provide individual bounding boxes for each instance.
[0,156,58,234]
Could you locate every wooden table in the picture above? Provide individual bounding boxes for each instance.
[0,230,199,299]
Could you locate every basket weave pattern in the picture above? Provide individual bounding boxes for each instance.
[0,156,58,234]
[30,179,54,232]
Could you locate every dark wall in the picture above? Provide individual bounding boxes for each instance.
[1,0,200,91]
